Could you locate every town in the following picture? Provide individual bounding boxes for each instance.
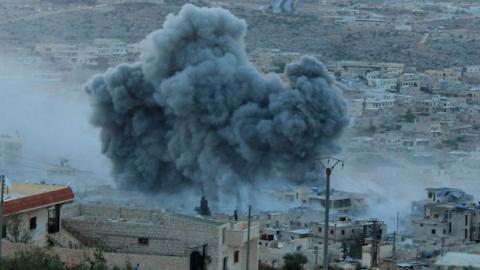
[1,0,480,269]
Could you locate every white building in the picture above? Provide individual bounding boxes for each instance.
[434,252,480,269]
[2,181,75,246]
[35,39,140,67]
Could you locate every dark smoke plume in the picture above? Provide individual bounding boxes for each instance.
[85,4,348,197]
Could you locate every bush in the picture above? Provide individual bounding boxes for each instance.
[0,247,130,270]
[282,252,308,270]
[0,248,65,270]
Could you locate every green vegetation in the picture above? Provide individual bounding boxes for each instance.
[258,252,308,270]
[282,252,308,270]
[0,248,132,270]
[259,262,278,270]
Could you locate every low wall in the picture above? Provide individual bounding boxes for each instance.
[0,240,189,270]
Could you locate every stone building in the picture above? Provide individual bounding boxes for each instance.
[267,186,366,213]
[59,203,259,270]
[310,217,387,244]
[412,187,480,243]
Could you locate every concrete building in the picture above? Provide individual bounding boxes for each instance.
[60,203,259,270]
[2,181,75,246]
[334,61,404,77]
[394,24,413,31]
[310,217,387,243]
[461,88,480,105]
[349,91,396,117]
[465,65,480,78]
[269,187,366,213]
[35,39,140,68]
[434,252,480,269]
[399,73,422,94]
[361,242,393,269]
[412,188,480,243]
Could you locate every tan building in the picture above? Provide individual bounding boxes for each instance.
[269,187,366,213]
[310,217,387,243]
[59,203,259,270]
[412,188,480,243]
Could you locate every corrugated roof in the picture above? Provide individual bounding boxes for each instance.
[3,187,74,216]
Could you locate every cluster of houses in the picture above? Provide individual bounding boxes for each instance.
[248,48,480,158]
[2,178,480,269]
[34,39,141,68]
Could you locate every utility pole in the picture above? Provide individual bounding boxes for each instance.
[393,211,399,258]
[246,205,251,270]
[396,212,399,235]
[316,157,344,270]
[0,175,4,259]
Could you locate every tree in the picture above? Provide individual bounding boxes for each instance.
[195,196,211,216]
[86,248,108,270]
[348,232,366,259]
[282,253,308,270]
[0,247,136,270]
[259,262,278,270]
[6,214,32,243]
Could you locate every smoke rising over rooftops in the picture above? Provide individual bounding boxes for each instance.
[85,4,348,198]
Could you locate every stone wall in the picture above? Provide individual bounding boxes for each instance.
[61,204,225,269]
[0,240,188,270]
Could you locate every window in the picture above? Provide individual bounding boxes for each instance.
[2,224,6,238]
[420,223,423,227]
[465,215,469,226]
[465,229,468,239]
[318,227,322,233]
[449,222,452,234]
[351,229,355,233]
[443,229,446,235]
[234,250,239,263]
[341,229,345,235]
[138,237,149,245]
[431,229,436,235]
[330,229,334,235]
[30,217,37,230]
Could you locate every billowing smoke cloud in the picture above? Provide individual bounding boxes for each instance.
[85,4,348,198]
